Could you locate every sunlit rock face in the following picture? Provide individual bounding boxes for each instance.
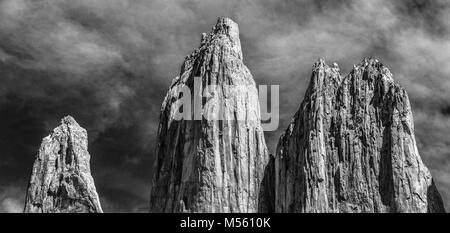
[149,18,270,213]
[24,116,103,213]
[274,58,446,213]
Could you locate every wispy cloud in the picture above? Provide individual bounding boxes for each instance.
[0,185,25,213]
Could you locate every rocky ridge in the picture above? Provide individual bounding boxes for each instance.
[273,58,446,213]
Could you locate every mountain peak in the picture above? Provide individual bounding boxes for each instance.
[24,116,102,213]
[150,18,269,213]
[213,17,239,39]
[273,58,445,213]
[60,115,79,127]
[193,17,242,63]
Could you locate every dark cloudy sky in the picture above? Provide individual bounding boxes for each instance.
[0,0,449,212]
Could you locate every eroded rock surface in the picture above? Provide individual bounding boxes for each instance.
[149,18,270,213]
[24,116,102,213]
[274,58,445,213]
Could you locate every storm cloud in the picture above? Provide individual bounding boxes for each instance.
[0,0,449,212]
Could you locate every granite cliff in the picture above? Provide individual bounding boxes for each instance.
[273,59,445,213]
[24,116,102,213]
[149,18,270,212]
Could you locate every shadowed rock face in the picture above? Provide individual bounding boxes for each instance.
[149,18,270,213]
[274,58,445,213]
[24,116,102,213]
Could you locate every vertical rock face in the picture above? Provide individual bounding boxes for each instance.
[275,58,445,213]
[24,116,102,213]
[149,18,270,213]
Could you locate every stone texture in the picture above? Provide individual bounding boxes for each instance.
[149,18,270,213]
[24,116,102,213]
[274,58,445,213]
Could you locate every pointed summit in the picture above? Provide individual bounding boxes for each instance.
[213,17,240,41]
[24,116,102,213]
[60,115,79,126]
[190,17,242,64]
[274,59,445,213]
[149,18,270,213]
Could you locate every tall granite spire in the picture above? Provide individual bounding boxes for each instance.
[274,58,445,213]
[149,18,270,213]
[24,116,103,213]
